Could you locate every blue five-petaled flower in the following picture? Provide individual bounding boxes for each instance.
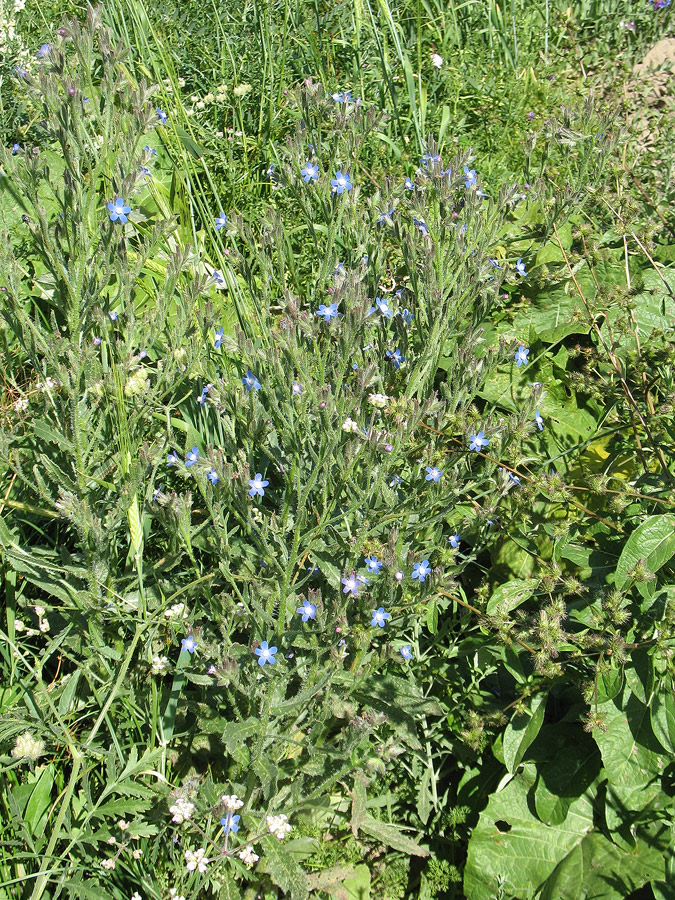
[156,108,167,124]
[535,410,544,430]
[221,814,240,833]
[214,327,224,349]
[301,162,319,182]
[107,197,131,224]
[331,171,353,194]
[181,635,197,653]
[185,446,199,467]
[215,211,228,230]
[425,466,443,482]
[400,645,413,661]
[386,349,405,369]
[255,640,277,666]
[464,166,477,188]
[297,601,317,622]
[315,303,339,322]
[469,432,489,452]
[448,533,461,548]
[207,469,219,485]
[248,473,269,497]
[412,560,431,582]
[515,258,527,277]
[242,370,261,391]
[515,345,529,367]
[364,556,383,574]
[341,573,359,595]
[371,607,390,627]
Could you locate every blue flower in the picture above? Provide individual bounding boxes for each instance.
[448,533,461,548]
[331,171,353,194]
[332,90,356,103]
[425,466,443,482]
[377,208,395,226]
[255,640,277,666]
[371,607,391,627]
[181,635,197,653]
[400,644,413,661]
[292,380,303,396]
[535,410,544,431]
[315,303,339,321]
[36,43,52,59]
[139,165,152,178]
[248,473,269,497]
[221,814,240,833]
[469,432,489,452]
[400,308,414,325]
[156,108,167,124]
[488,258,503,269]
[11,143,20,155]
[198,384,213,406]
[389,474,402,487]
[212,270,225,287]
[215,211,228,230]
[464,166,477,188]
[405,176,414,191]
[143,146,158,156]
[412,560,431,582]
[364,555,383,574]
[185,446,199,467]
[441,167,453,181]
[167,450,179,466]
[214,327,224,348]
[386,349,405,369]
[421,152,441,167]
[515,258,527,277]
[413,217,429,237]
[374,297,393,318]
[297,601,317,622]
[107,197,131,224]
[301,162,319,182]
[207,469,220,485]
[109,312,118,321]
[341,573,359,595]
[266,163,275,178]
[515,345,529,367]
[242,370,261,391]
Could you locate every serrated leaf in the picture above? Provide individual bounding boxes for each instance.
[486,579,537,615]
[359,814,428,857]
[222,718,259,766]
[262,836,309,900]
[503,692,547,773]
[614,515,675,597]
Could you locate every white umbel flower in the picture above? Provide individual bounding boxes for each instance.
[238,845,260,867]
[184,847,210,872]
[266,814,292,841]
[221,794,244,812]
[169,798,195,824]
[11,731,45,762]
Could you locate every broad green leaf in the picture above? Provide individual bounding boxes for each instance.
[22,764,55,836]
[623,647,653,705]
[350,775,367,838]
[359,814,429,857]
[503,691,547,773]
[538,822,670,900]
[594,687,666,823]
[651,681,675,753]
[614,515,675,597]
[262,835,309,900]
[343,864,371,900]
[221,718,259,766]
[595,666,623,704]
[464,765,595,900]
[486,578,537,615]
[534,736,602,826]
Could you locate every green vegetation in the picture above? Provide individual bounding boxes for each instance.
[1,1,674,898]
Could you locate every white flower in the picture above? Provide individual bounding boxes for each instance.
[431,53,443,68]
[266,814,292,841]
[151,655,169,675]
[131,893,142,900]
[342,417,361,434]
[101,859,116,870]
[368,392,389,409]
[39,620,50,633]
[221,794,244,812]
[118,820,129,831]
[107,836,117,845]
[169,798,195,824]
[15,0,27,10]
[132,848,143,859]
[169,890,186,900]
[14,620,25,632]
[34,605,45,616]
[184,847,210,872]
[14,397,28,412]
[11,731,45,761]
[164,602,186,619]
[238,845,260,867]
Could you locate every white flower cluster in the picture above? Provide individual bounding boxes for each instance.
[11,731,45,761]
[221,793,244,812]
[266,814,292,841]
[164,602,187,619]
[238,845,259,867]
[368,392,389,408]
[342,417,361,434]
[168,890,186,900]
[169,798,195,824]
[184,847,210,872]
[151,655,169,675]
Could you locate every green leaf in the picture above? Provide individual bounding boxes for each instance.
[486,579,538,615]
[359,814,429,857]
[651,680,675,753]
[262,835,309,900]
[464,765,595,900]
[614,515,675,597]
[221,718,259,766]
[503,692,547,773]
[23,764,54,836]
[534,736,602,826]
[343,864,371,900]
